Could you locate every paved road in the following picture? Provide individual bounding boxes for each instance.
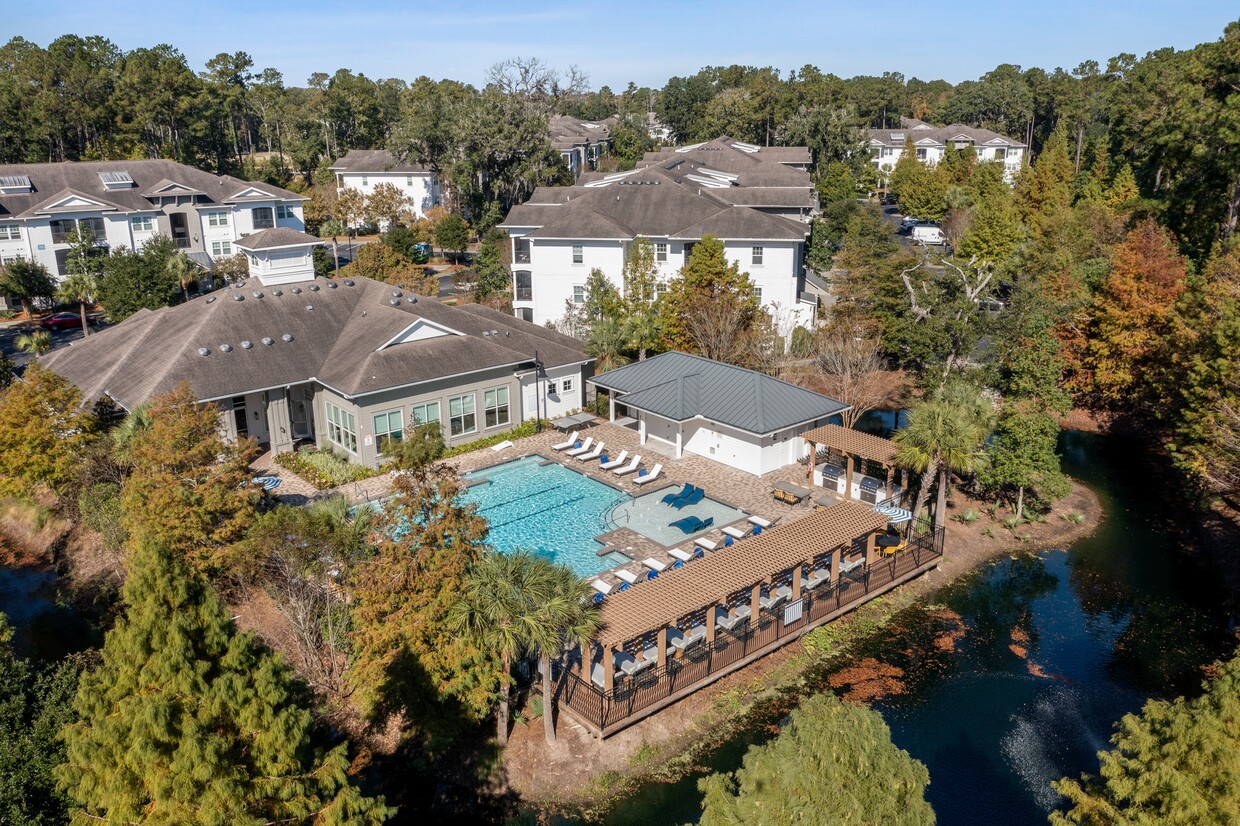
[0,318,107,370]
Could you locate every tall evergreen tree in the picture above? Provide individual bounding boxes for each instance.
[57,539,392,825]
[0,364,94,499]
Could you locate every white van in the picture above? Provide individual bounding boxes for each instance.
[911,223,945,245]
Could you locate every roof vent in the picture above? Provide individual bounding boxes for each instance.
[305,305,314,312]
[406,297,417,304]
[205,296,217,304]
[261,337,274,346]
[281,334,293,342]
[197,347,210,356]
[389,298,401,306]
[482,331,490,337]
[271,289,282,296]
[291,287,302,294]
[240,340,253,349]
[252,290,263,299]
[491,329,498,336]
[232,294,244,301]
[391,289,403,298]
[309,284,319,292]
[343,279,355,287]
[220,344,233,353]
[327,281,338,289]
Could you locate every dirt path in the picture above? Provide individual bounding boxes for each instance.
[501,480,1103,807]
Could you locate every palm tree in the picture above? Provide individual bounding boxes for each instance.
[585,317,630,373]
[165,253,200,302]
[14,330,51,357]
[55,272,99,337]
[624,311,663,361]
[321,219,345,275]
[895,388,989,529]
[537,563,600,744]
[448,550,599,745]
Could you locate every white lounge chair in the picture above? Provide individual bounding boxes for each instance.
[599,450,628,470]
[668,624,707,652]
[760,584,793,611]
[632,463,663,486]
[565,436,594,457]
[591,579,612,595]
[840,557,864,574]
[747,514,773,528]
[694,536,719,552]
[615,569,639,584]
[576,441,605,462]
[722,525,751,540]
[490,440,514,452]
[668,548,692,563]
[641,557,667,572]
[803,567,831,590]
[715,604,751,632]
[552,430,578,451]
[613,454,642,476]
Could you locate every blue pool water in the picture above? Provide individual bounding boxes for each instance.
[462,456,628,577]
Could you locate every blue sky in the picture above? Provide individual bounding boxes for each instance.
[10,1,1238,89]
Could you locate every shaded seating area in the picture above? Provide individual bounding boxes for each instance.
[801,424,905,507]
[772,481,812,504]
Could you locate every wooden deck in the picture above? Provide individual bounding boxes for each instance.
[552,525,945,738]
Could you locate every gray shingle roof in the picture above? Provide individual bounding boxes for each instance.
[235,228,322,250]
[41,276,588,410]
[327,149,431,174]
[671,208,808,241]
[868,119,1027,148]
[0,160,303,219]
[589,351,848,435]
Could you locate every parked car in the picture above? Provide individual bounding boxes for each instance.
[911,223,946,246]
[40,312,94,332]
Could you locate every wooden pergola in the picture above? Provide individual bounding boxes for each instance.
[801,423,902,502]
[587,501,889,693]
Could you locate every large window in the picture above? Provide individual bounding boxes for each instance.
[206,210,229,227]
[50,217,104,244]
[211,240,232,257]
[751,246,764,266]
[655,242,668,262]
[251,207,274,230]
[916,147,928,161]
[276,205,295,220]
[572,244,583,265]
[373,410,404,454]
[513,238,531,264]
[449,394,476,437]
[325,401,358,453]
[130,216,153,233]
[484,386,510,429]
[994,147,1007,161]
[411,401,440,426]
[515,270,532,301]
[0,224,18,240]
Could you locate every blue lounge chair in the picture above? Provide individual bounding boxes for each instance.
[593,592,605,604]
[662,483,695,505]
[670,515,714,534]
[671,488,705,510]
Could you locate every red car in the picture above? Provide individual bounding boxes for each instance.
[40,312,93,332]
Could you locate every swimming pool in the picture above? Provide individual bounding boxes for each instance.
[461,456,628,578]
[613,486,748,547]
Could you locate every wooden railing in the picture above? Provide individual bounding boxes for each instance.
[553,526,945,733]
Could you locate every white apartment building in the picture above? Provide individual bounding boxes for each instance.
[500,158,817,337]
[327,149,440,224]
[0,159,305,280]
[870,118,1026,182]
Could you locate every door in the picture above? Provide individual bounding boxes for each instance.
[169,213,190,248]
[232,396,248,438]
[245,392,269,444]
[290,387,313,439]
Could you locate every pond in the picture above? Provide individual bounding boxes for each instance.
[598,431,1236,825]
[0,563,98,662]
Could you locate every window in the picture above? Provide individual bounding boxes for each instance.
[50,217,104,244]
[513,238,531,264]
[325,401,358,453]
[211,240,233,257]
[572,244,583,264]
[484,386,510,429]
[276,205,295,220]
[916,147,928,161]
[751,246,764,266]
[373,410,404,454]
[560,377,574,394]
[0,223,20,241]
[361,175,368,187]
[206,210,229,227]
[656,281,669,298]
[449,394,476,437]
[406,175,414,187]
[411,401,441,426]
[655,242,667,262]
[572,285,585,304]
[515,270,532,301]
[546,380,558,395]
[994,147,1007,160]
[251,207,274,230]
[130,216,153,233]
[754,286,763,304]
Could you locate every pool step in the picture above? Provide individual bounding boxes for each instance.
[538,459,556,467]
[461,477,490,489]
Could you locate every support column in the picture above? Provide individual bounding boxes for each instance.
[865,531,877,567]
[806,438,815,482]
[656,628,667,669]
[830,546,841,583]
[609,395,616,422]
[886,464,895,501]
[846,455,855,502]
[706,603,717,644]
[603,645,615,693]
[792,564,802,596]
[579,643,589,680]
[639,415,647,446]
[750,583,762,618]
[675,426,683,460]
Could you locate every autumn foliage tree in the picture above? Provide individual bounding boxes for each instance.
[0,364,95,498]
[1087,218,1189,406]
[119,383,258,577]
[661,235,762,365]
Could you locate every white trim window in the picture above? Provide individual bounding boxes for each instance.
[560,377,574,394]
[994,147,1007,161]
[751,246,763,266]
[546,379,558,396]
[411,401,441,425]
[484,386,510,429]
[130,216,154,232]
[325,401,358,453]
[406,176,414,187]
[0,223,19,240]
[754,286,763,305]
[449,394,476,437]
[572,244,583,265]
[276,205,295,220]
[655,242,667,262]
[572,285,585,305]
[252,207,274,230]
[361,175,368,186]
[373,410,403,454]
[211,240,232,257]
[206,210,229,228]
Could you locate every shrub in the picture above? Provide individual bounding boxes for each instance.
[952,508,979,525]
[274,447,377,490]
[528,695,544,720]
[440,419,544,459]
[981,526,995,538]
[1001,515,1022,531]
[1062,511,1085,524]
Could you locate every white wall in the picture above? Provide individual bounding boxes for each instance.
[337,171,439,220]
[682,418,764,475]
[524,239,626,326]
[520,364,584,420]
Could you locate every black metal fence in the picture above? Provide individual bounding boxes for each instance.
[553,524,945,733]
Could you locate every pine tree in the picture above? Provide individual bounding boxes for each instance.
[57,539,392,825]
[0,364,95,499]
[120,383,258,577]
[698,692,934,825]
[1017,126,1075,225]
[660,235,760,360]
[621,237,658,311]
[815,160,857,204]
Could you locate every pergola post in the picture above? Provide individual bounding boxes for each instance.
[750,583,762,618]
[579,643,589,680]
[885,464,895,500]
[792,563,803,598]
[845,455,855,502]
[865,531,878,567]
[609,395,616,422]
[603,645,615,693]
[806,436,815,481]
[656,627,668,669]
[830,545,841,583]
[706,603,717,644]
